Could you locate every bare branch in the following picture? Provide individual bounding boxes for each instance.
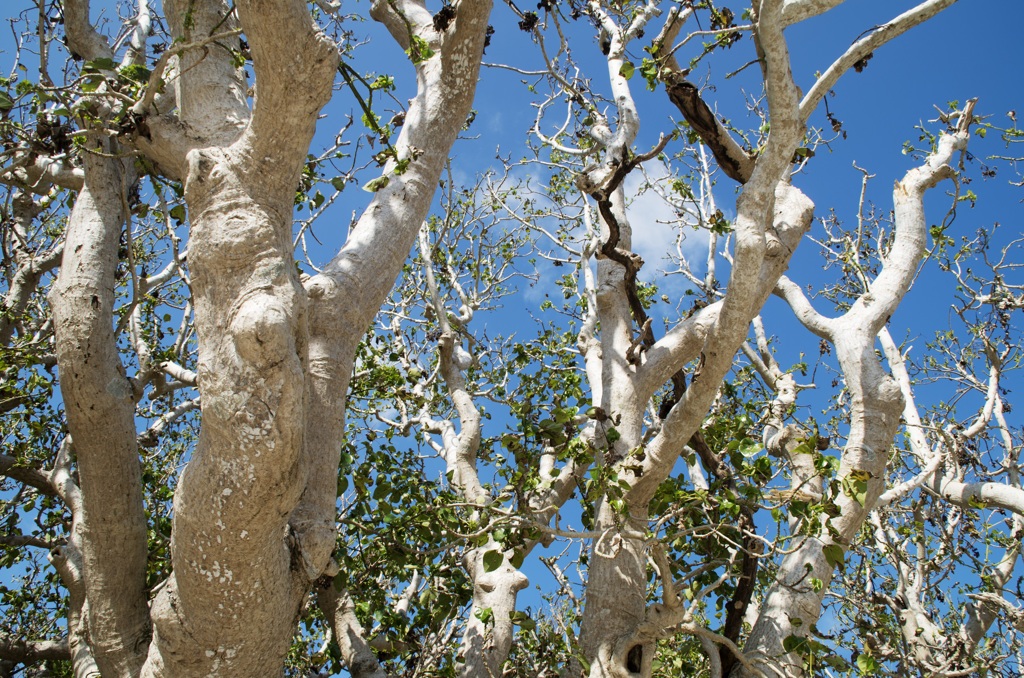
[799,0,961,123]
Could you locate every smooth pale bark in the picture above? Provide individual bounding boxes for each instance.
[573,4,813,670]
[578,505,652,678]
[50,147,150,678]
[316,587,390,678]
[0,454,58,496]
[297,0,494,592]
[141,1,339,674]
[565,10,689,672]
[49,538,102,678]
[779,0,848,27]
[460,545,530,677]
[0,637,69,663]
[42,10,151,672]
[162,0,249,145]
[51,0,492,673]
[930,477,1024,516]
[881,328,1024,663]
[415,223,533,677]
[0,192,61,347]
[0,154,85,195]
[567,11,657,667]
[630,181,814,507]
[735,103,973,678]
[735,327,905,677]
[575,190,654,678]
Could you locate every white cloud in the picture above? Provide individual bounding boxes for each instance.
[623,167,711,283]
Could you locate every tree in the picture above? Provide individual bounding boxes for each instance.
[2,1,1023,678]
[0,0,492,675]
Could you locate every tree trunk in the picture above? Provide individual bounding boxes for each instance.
[51,147,150,678]
[141,0,340,673]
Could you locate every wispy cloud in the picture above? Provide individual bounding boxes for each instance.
[623,167,711,283]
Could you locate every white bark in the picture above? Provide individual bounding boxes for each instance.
[50,146,150,678]
[460,544,530,678]
[296,0,493,592]
[140,1,339,673]
[736,100,974,678]
[5,0,993,675]
[879,323,1024,665]
[316,587,390,678]
[413,223,534,678]
[571,3,815,673]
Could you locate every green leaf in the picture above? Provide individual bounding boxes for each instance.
[363,175,390,193]
[119,64,152,83]
[618,61,635,80]
[738,437,762,457]
[856,653,881,674]
[406,35,435,64]
[83,57,116,72]
[369,75,395,91]
[80,75,106,92]
[510,611,536,630]
[482,549,503,573]
[822,544,844,570]
[783,634,808,654]
[790,441,813,456]
[169,205,187,225]
[842,472,870,507]
[0,91,13,112]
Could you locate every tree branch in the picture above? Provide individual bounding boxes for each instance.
[0,636,70,663]
[51,144,150,678]
[798,0,961,123]
[62,0,114,62]
[315,585,391,678]
[235,0,339,187]
[0,455,58,497]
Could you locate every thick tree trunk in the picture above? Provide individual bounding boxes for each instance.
[51,147,150,678]
[143,143,316,676]
[141,1,339,674]
[577,504,651,678]
[574,189,653,678]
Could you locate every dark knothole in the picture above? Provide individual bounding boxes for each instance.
[626,644,643,673]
